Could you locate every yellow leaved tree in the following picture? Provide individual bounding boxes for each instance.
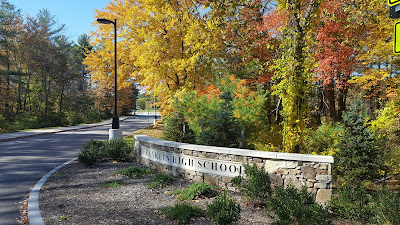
[84,0,224,115]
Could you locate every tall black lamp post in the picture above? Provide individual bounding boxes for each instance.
[97,18,120,131]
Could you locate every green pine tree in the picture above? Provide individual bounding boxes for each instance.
[201,91,241,148]
[163,111,196,144]
[334,100,384,185]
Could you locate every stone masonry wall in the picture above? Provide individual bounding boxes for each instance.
[134,135,334,203]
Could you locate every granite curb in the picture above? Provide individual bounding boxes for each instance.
[28,158,78,225]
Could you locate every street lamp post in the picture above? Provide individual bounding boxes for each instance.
[97,18,121,139]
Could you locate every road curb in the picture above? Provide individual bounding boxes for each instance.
[28,157,78,225]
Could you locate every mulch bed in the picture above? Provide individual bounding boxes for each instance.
[39,160,271,225]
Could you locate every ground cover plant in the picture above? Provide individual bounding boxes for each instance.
[206,190,241,225]
[113,166,153,179]
[147,173,176,189]
[160,202,205,225]
[266,184,332,225]
[171,182,219,201]
[232,164,272,205]
[77,139,107,166]
[329,184,400,224]
[100,181,127,189]
[77,138,134,166]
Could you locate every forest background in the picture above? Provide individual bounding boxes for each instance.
[1,0,400,180]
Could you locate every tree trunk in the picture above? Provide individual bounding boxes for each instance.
[337,88,347,121]
[324,82,336,121]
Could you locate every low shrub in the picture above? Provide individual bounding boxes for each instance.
[64,111,84,126]
[206,190,241,225]
[160,202,205,225]
[328,184,373,223]
[105,138,133,161]
[162,110,196,144]
[77,139,106,166]
[371,187,400,225]
[100,181,127,189]
[148,173,176,189]
[171,182,219,201]
[232,164,272,204]
[266,184,331,225]
[330,184,400,224]
[303,120,342,155]
[113,166,153,179]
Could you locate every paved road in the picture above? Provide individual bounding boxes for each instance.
[0,116,152,225]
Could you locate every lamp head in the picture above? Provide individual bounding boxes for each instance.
[97,18,114,24]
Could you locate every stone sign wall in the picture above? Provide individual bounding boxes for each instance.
[134,135,334,203]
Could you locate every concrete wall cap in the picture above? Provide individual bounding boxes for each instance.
[134,135,334,163]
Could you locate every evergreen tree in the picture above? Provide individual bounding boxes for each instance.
[334,100,384,185]
[163,111,195,144]
[201,91,241,148]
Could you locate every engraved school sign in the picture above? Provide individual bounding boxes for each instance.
[141,146,245,177]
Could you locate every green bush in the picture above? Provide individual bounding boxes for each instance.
[171,182,219,201]
[162,110,196,144]
[160,202,205,225]
[206,190,241,225]
[64,111,84,125]
[77,139,106,166]
[233,164,272,204]
[105,138,133,161]
[267,184,331,225]
[329,184,373,223]
[148,173,176,189]
[371,187,400,225]
[334,100,385,185]
[100,181,127,189]
[200,91,241,148]
[14,112,40,130]
[304,120,343,155]
[113,166,153,178]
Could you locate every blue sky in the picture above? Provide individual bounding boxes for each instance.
[9,0,111,44]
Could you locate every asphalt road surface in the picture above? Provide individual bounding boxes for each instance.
[0,116,152,225]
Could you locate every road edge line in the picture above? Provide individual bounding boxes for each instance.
[28,157,78,225]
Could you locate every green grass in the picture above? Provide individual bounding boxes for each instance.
[100,181,127,189]
[160,202,205,225]
[57,215,70,221]
[148,173,176,189]
[113,166,153,178]
[171,182,219,201]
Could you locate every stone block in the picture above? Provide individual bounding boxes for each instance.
[219,154,232,161]
[316,174,332,182]
[289,169,301,175]
[306,182,314,188]
[204,174,218,186]
[253,158,263,163]
[270,173,283,186]
[315,169,328,175]
[284,175,303,189]
[206,153,218,159]
[264,161,288,173]
[233,155,246,163]
[307,188,317,194]
[318,164,328,170]
[222,176,232,183]
[316,189,332,204]
[300,165,316,180]
[276,168,288,175]
[193,175,203,183]
[183,150,192,156]
[314,182,327,189]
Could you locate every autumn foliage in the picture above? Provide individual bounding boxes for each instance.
[82,0,400,156]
